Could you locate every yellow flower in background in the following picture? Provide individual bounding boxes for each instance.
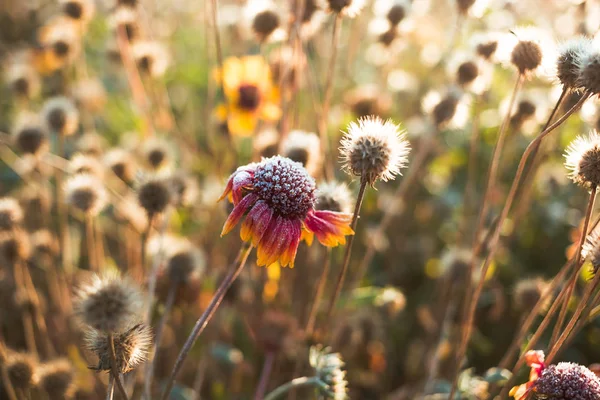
[216,55,281,136]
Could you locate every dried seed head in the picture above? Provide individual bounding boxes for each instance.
[38,359,75,400]
[440,248,474,285]
[511,40,543,74]
[252,10,280,41]
[456,60,479,86]
[86,323,153,373]
[513,278,549,313]
[75,272,144,333]
[164,240,206,284]
[61,0,95,23]
[556,36,594,90]
[69,153,104,178]
[253,128,279,159]
[378,28,397,47]
[64,174,107,216]
[340,116,410,186]
[456,0,476,14]
[14,288,40,314]
[577,51,600,95]
[12,117,49,156]
[534,363,600,399]
[76,132,107,158]
[565,131,600,189]
[505,28,552,75]
[582,228,600,274]
[0,229,31,264]
[510,99,537,129]
[73,79,107,114]
[0,197,23,231]
[6,63,40,99]
[19,186,52,227]
[104,149,136,183]
[136,176,172,216]
[346,85,392,118]
[315,181,353,214]
[309,345,348,399]
[386,1,409,26]
[142,138,173,170]
[31,229,59,259]
[166,171,199,207]
[42,97,79,136]
[257,310,298,353]
[131,41,170,78]
[471,32,501,61]
[109,7,141,42]
[6,352,38,390]
[322,0,365,18]
[282,130,322,177]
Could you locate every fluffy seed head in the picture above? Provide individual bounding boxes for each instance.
[131,41,170,78]
[315,181,353,214]
[6,353,38,390]
[42,97,79,136]
[582,227,600,273]
[142,138,173,170]
[309,345,348,400]
[136,176,172,216]
[7,63,40,99]
[512,40,543,74]
[282,130,322,176]
[533,363,600,399]
[31,230,59,259]
[104,149,136,183]
[252,156,316,218]
[505,28,552,75]
[564,131,600,189]
[0,197,23,231]
[38,359,75,400]
[109,6,141,41]
[322,0,365,18]
[513,278,549,312]
[386,2,408,25]
[457,60,479,86]
[12,117,49,156]
[164,240,206,284]
[61,0,95,23]
[340,116,410,186]
[75,272,144,333]
[252,10,280,40]
[69,153,104,178]
[166,171,199,207]
[86,323,152,373]
[556,36,594,90]
[64,174,107,216]
[577,51,600,94]
[0,229,31,264]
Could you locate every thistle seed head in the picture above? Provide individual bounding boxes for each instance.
[136,176,172,216]
[42,97,79,136]
[565,131,600,190]
[556,36,594,90]
[6,352,38,390]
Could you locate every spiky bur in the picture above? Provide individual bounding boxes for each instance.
[340,116,410,186]
[315,181,353,214]
[533,363,600,399]
[513,278,550,313]
[6,352,38,391]
[74,273,144,333]
[136,176,172,217]
[86,323,153,373]
[251,6,281,41]
[309,346,349,400]
[0,198,23,231]
[430,89,464,128]
[38,359,75,400]
[511,40,543,75]
[64,174,107,216]
[42,97,79,136]
[68,154,104,178]
[166,171,199,207]
[556,36,594,90]
[564,131,600,190]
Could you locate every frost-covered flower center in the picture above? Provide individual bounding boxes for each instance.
[252,157,316,219]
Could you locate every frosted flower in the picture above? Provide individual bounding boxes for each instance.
[533,363,600,399]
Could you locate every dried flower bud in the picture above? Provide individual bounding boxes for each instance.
[556,36,594,90]
[0,229,31,264]
[104,149,136,183]
[42,97,79,136]
[12,119,49,156]
[513,278,549,313]
[64,174,107,216]
[164,240,206,284]
[577,51,600,95]
[456,60,479,86]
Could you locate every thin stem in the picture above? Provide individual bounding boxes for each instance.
[1,363,17,400]
[95,218,106,269]
[86,216,97,272]
[264,377,325,400]
[351,132,437,289]
[160,245,254,400]
[191,356,208,400]
[254,352,276,400]
[107,334,129,400]
[325,178,368,323]
[56,134,72,274]
[449,90,591,400]
[550,185,596,347]
[318,14,342,180]
[306,249,332,336]
[106,375,115,400]
[144,282,178,399]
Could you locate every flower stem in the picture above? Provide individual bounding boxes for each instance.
[56,134,73,274]
[264,377,325,400]
[143,282,178,399]
[106,375,114,400]
[549,185,597,347]
[160,245,254,400]
[325,177,368,323]
[107,333,129,400]
[254,352,276,400]
[86,215,97,272]
[318,14,342,180]
[448,89,591,400]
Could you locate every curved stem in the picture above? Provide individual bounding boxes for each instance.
[254,352,276,400]
[107,334,129,400]
[318,14,342,180]
[550,185,596,347]
[264,377,325,400]
[449,90,591,400]
[160,245,254,400]
[143,282,178,399]
[325,178,368,323]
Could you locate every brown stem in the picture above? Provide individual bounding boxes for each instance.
[318,14,342,180]
[1,362,17,400]
[56,135,72,274]
[449,90,591,400]
[107,333,129,400]
[254,352,276,400]
[550,185,596,347]
[324,178,368,323]
[86,216,97,272]
[160,245,254,400]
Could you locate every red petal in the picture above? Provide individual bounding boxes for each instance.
[256,216,285,266]
[280,219,302,267]
[240,200,273,246]
[304,210,354,247]
[221,193,258,236]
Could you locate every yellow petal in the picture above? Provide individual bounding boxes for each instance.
[222,57,243,99]
[228,110,257,137]
[260,103,282,121]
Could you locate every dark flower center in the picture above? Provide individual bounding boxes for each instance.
[54,41,70,57]
[137,56,153,74]
[252,156,316,219]
[379,29,396,47]
[64,1,84,19]
[457,61,478,85]
[238,84,261,111]
[433,96,459,127]
[70,189,97,213]
[517,100,536,117]
[327,0,351,13]
[511,40,543,73]
[17,128,45,154]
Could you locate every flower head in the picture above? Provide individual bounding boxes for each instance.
[109,6,141,42]
[86,322,152,373]
[163,239,206,284]
[42,96,79,136]
[565,131,600,189]
[37,19,81,72]
[75,272,144,333]
[69,153,104,178]
[513,278,549,313]
[316,181,353,214]
[533,362,600,399]
[131,40,170,78]
[60,0,95,25]
[501,27,555,77]
[38,359,75,400]
[219,156,353,267]
[142,138,174,170]
[64,174,107,216]
[556,36,594,90]
[104,148,136,183]
[166,171,199,207]
[576,48,600,95]
[340,116,410,186]
[309,345,348,399]
[6,62,40,99]
[282,130,322,176]
[245,0,286,43]
[12,114,49,156]
[320,0,365,18]
[510,350,545,400]
[136,175,172,217]
[0,198,23,231]
[6,352,38,391]
[217,55,281,136]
